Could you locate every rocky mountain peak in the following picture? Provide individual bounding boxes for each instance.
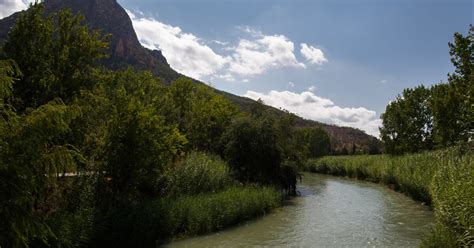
[0,0,177,81]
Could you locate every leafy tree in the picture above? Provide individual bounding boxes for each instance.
[431,26,473,147]
[0,100,83,247]
[167,78,195,131]
[76,69,187,205]
[296,127,331,158]
[0,60,21,103]
[380,85,433,154]
[186,84,238,152]
[2,3,108,110]
[368,138,381,155]
[165,78,239,153]
[223,113,282,185]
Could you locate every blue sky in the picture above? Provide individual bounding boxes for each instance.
[0,0,472,136]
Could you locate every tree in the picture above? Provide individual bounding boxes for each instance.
[186,84,238,152]
[2,3,108,110]
[0,99,83,247]
[76,69,187,205]
[166,78,195,131]
[295,127,331,158]
[368,138,381,155]
[223,114,283,185]
[431,26,473,147]
[380,85,433,154]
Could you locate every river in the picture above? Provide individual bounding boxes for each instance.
[166,173,433,247]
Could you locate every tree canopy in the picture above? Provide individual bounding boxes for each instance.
[380,26,473,154]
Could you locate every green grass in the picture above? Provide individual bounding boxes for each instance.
[162,151,233,196]
[304,148,473,247]
[92,186,281,247]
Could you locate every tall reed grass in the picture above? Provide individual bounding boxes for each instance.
[163,151,233,196]
[92,186,281,247]
[305,148,473,247]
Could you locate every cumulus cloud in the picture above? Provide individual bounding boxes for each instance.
[288,81,295,87]
[308,85,317,92]
[0,0,34,19]
[228,34,305,76]
[244,90,381,137]
[127,10,230,80]
[300,43,327,65]
[126,10,327,82]
[127,11,311,80]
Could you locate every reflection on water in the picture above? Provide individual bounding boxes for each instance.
[165,173,433,248]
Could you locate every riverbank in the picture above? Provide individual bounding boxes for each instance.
[91,186,281,247]
[304,148,473,247]
[86,152,283,247]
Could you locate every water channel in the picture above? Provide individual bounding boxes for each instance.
[167,173,433,247]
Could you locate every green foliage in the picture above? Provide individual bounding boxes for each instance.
[430,27,473,148]
[380,26,473,154]
[305,148,473,247]
[0,2,314,247]
[380,85,433,154]
[186,85,239,152]
[167,186,280,236]
[2,3,108,110]
[45,176,99,248]
[295,127,331,158]
[425,153,473,247]
[77,69,187,205]
[166,78,238,152]
[0,100,83,247]
[163,151,233,196]
[0,59,21,101]
[223,113,283,186]
[92,186,281,247]
[222,100,302,194]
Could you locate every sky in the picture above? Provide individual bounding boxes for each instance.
[0,0,472,137]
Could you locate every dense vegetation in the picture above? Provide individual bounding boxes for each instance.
[0,3,333,247]
[305,149,473,247]
[380,26,473,155]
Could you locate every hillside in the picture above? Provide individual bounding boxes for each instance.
[0,0,381,151]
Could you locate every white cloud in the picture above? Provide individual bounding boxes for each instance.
[0,0,34,19]
[126,10,325,82]
[244,90,381,137]
[228,34,305,76]
[308,85,317,92]
[300,43,327,65]
[126,10,230,80]
[213,40,229,46]
[288,81,295,87]
[212,73,235,82]
[380,79,388,84]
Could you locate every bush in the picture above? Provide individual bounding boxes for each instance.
[163,151,233,196]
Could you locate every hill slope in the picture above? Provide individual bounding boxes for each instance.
[0,0,381,151]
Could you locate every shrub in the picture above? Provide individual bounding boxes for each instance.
[163,151,233,196]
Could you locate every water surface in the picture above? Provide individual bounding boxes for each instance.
[166,173,433,247]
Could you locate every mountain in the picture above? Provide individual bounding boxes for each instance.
[0,0,382,152]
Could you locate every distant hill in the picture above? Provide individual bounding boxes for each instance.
[0,0,382,152]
